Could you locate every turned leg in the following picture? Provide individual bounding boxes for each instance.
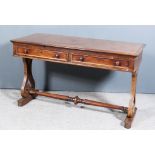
[18,58,37,106]
[124,72,137,129]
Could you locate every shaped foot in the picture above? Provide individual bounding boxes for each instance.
[18,95,34,106]
[124,107,137,129]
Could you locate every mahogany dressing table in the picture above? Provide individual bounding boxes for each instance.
[11,33,145,129]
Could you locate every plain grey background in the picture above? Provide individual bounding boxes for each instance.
[0,25,153,93]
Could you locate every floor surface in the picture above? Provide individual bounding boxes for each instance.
[0,89,154,130]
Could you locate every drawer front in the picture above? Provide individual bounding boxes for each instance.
[15,46,68,62]
[71,53,130,69]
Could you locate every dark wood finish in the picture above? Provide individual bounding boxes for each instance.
[124,107,137,129]
[11,33,144,56]
[12,43,141,72]
[16,45,69,62]
[18,95,34,107]
[11,33,145,129]
[30,90,128,113]
[19,58,37,106]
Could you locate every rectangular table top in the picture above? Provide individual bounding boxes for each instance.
[11,33,145,56]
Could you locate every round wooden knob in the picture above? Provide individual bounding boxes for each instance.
[115,60,120,66]
[79,56,84,61]
[55,54,60,58]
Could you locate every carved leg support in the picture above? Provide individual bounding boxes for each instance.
[18,58,37,106]
[124,72,137,129]
[18,95,34,106]
[18,58,138,128]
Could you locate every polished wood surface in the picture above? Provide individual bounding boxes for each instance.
[11,33,145,129]
[12,42,142,72]
[30,90,128,113]
[11,33,144,56]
